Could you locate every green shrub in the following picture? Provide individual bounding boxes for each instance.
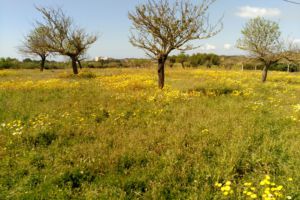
[0,57,18,69]
[270,63,299,72]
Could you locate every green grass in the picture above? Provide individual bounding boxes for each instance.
[0,68,299,199]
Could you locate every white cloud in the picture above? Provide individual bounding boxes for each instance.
[236,6,281,18]
[206,44,216,50]
[292,39,300,48]
[224,44,232,50]
[293,39,300,44]
[200,44,216,51]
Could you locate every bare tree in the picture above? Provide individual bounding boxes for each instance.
[237,17,286,82]
[128,0,222,89]
[19,26,50,71]
[36,7,97,74]
[66,28,97,73]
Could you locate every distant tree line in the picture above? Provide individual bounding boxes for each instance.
[0,57,154,70]
[1,55,298,72]
[242,62,299,72]
[0,57,66,70]
[168,53,221,68]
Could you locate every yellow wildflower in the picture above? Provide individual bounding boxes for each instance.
[214,182,222,187]
[244,182,252,186]
[221,185,231,191]
[265,175,271,180]
[225,181,231,186]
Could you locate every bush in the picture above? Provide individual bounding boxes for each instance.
[23,58,33,63]
[270,63,299,72]
[172,53,220,67]
[0,57,18,69]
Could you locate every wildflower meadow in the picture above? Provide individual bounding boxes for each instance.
[0,68,299,199]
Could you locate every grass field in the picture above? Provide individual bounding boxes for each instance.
[0,68,299,199]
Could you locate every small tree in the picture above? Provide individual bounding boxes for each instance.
[19,26,50,71]
[205,53,220,68]
[129,0,222,89]
[237,17,284,82]
[176,53,189,68]
[36,7,97,74]
[168,56,176,68]
[65,28,97,73]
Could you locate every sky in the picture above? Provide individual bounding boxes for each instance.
[0,0,300,60]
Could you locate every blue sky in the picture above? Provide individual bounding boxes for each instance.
[0,0,300,60]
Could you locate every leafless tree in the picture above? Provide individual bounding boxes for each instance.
[128,0,222,89]
[66,28,97,72]
[19,26,50,71]
[36,7,97,74]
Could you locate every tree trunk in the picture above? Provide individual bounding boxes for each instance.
[181,62,185,68]
[158,56,167,89]
[78,59,82,69]
[40,56,46,72]
[287,63,290,72]
[71,57,79,74]
[262,65,269,82]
